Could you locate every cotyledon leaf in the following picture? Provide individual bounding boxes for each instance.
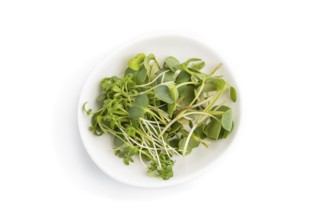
[222,122,234,139]
[157,68,175,83]
[128,53,145,71]
[221,109,233,131]
[176,71,191,84]
[203,77,225,92]
[135,66,147,85]
[191,61,205,70]
[128,106,145,119]
[150,62,160,81]
[176,58,202,70]
[114,136,125,147]
[165,56,180,72]
[178,135,200,155]
[144,54,156,74]
[134,94,149,107]
[204,118,222,140]
[178,84,195,106]
[167,85,179,117]
[230,86,237,102]
[154,85,174,104]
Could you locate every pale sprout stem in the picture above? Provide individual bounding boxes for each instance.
[168,147,182,158]
[203,84,229,113]
[134,70,169,88]
[160,111,217,137]
[132,81,173,96]
[148,106,170,122]
[149,131,182,157]
[191,96,213,108]
[175,81,199,89]
[153,117,170,157]
[118,128,134,145]
[161,71,166,83]
[146,110,167,125]
[200,139,211,146]
[151,139,162,168]
[118,128,157,153]
[188,80,205,106]
[140,120,162,168]
[183,115,194,121]
[143,121,167,152]
[182,124,198,156]
[210,63,222,76]
[141,118,181,157]
[159,112,185,136]
[129,137,156,150]
[118,129,159,160]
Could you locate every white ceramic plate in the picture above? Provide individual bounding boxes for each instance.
[78,33,240,188]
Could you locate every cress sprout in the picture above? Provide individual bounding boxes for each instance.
[83,53,237,180]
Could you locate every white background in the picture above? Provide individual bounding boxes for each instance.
[0,0,329,219]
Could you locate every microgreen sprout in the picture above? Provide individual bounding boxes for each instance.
[83,53,237,180]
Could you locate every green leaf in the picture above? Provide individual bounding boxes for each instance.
[177,118,190,125]
[222,122,234,139]
[82,102,93,115]
[157,69,175,84]
[189,121,193,129]
[135,66,147,85]
[194,125,206,139]
[134,94,148,107]
[184,58,201,64]
[191,61,205,70]
[150,62,160,81]
[230,86,237,102]
[187,67,201,74]
[203,77,225,92]
[129,106,145,119]
[221,109,233,131]
[167,85,179,117]
[165,56,180,72]
[178,135,200,155]
[90,113,104,136]
[176,71,191,84]
[128,53,145,71]
[148,154,174,180]
[141,150,151,161]
[178,85,195,106]
[204,118,222,140]
[124,66,147,85]
[168,122,182,135]
[100,78,112,91]
[124,67,134,76]
[210,63,222,76]
[176,58,201,70]
[169,139,180,149]
[115,145,137,165]
[217,105,231,112]
[176,71,192,94]
[144,54,156,75]
[114,136,125,147]
[154,85,174,104]
[163,71,175,82]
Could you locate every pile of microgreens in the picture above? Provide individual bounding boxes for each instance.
[83,53,237,180]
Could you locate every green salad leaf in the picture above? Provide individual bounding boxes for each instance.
[83,54,238,180]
